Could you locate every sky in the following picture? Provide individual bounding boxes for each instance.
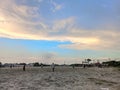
[0,0,120,64]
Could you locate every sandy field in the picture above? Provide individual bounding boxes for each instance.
[0,66,120,90]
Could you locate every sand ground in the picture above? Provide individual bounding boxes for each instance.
[0,66,120,90]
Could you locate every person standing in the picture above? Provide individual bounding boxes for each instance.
[83,64,86,68]
[72,65,75,69]
[41,63,43,68]
[23,64,26,71]
[10,64,12,69]
[0,62,2,68]
[51,63,55,72]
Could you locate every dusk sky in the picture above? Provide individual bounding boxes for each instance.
[0,0,120,64]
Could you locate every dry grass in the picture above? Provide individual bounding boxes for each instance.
[0,67,120,90]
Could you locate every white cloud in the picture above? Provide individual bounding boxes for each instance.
[50,0,63,12]
[0,0,120,51]
[38,0,43,3]
[0,55,84,64]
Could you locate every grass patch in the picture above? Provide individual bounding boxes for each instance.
[88,78,117,85]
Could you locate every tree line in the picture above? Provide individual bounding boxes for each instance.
[102,61,120,67]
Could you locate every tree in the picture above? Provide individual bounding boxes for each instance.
[102,61,120,67]
[33,62,40,67]
[87,59,92,64]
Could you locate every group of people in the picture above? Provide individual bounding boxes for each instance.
[22,63,55,72]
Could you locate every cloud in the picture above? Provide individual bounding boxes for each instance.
[38,0,43,3]
[0,0,120,51]
[59,29,120,51]
[0,55,83,64]
[50,0,63,12]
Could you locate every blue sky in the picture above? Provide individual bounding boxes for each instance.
[0,0,119,63]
